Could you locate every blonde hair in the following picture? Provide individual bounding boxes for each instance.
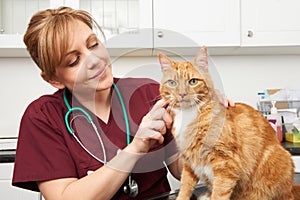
[23,6,105,79]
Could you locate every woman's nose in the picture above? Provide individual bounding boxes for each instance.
[83,51,99,69]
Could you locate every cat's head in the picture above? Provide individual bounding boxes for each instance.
[158,46,214,109]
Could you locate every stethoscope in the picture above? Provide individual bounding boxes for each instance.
[63,82,138,197]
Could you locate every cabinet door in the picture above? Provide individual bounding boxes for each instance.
[0,0,153,56]
[0,163,40,200]
[241,0,300,46]
[0,0,50,51]
[153,0,240,50]
[0,0,49,35]
[293,156,300,173]
[78,0,153,56]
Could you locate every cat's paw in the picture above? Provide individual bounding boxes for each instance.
[197,193,211,200]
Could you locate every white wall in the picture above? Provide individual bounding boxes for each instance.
[1,55,300,137]
[111,54,300,106]
[211,55,300,106]
[0,58,55,138]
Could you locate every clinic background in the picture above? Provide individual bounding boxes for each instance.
[1,54,300,138]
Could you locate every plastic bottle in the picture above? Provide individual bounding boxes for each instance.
[257,90,271,116]
[267,101,283,142]
[257,91,265,112]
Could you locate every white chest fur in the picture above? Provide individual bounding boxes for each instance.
[172,107,214,183]
[172,107,198,142]
[191,162,214,184]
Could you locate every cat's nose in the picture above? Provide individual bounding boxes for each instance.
[179,93,186,99]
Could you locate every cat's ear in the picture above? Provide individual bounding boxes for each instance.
[158,52,172,71]
[193,46,208,71]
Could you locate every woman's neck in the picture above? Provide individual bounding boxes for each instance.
[75,88,112,123]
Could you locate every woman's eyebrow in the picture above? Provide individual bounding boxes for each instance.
[64,34,97,57]
[65,50,77,57]
[86,34,97,45]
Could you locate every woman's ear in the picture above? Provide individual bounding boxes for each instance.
[40,72,65,89]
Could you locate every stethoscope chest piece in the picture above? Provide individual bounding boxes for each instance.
[123,179,138,197]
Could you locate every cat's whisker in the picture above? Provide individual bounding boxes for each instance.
[194,97,204,106]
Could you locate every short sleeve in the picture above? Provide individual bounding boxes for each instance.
[12,97,77,191]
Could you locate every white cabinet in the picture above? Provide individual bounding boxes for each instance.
[0,0,50,56]
[0,0,61,56]
[0,0,49,35]
[293,156,300,173]
[78,0,153,56]
[0,163,41,200]
[1,0,300,57]
[241,0,300,46]
[153,0,240,50]
[0,0,153,56]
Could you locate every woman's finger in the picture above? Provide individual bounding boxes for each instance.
[149,120,165,132]
[143,130,165,144]
[147,99,168,120]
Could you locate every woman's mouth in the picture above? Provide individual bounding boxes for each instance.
[89,66,108,80]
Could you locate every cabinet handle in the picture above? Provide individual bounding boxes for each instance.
[247,30,253,38]
[157,31,164,38]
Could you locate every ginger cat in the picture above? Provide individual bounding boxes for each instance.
[158,46,300,200]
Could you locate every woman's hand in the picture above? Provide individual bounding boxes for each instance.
[215,89,235,108]
[127,99,172,154]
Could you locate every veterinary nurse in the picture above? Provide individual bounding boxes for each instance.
[12,6,233,200]
[12,6,180,200]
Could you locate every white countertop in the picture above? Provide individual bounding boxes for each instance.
[0,138,17,150]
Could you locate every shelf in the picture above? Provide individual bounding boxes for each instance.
[2,45,300,58]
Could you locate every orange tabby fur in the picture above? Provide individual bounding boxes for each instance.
[158,46,300,200]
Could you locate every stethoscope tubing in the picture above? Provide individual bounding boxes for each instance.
[63,89,107,163]
[73,122,107,164]
[63,83,138,197]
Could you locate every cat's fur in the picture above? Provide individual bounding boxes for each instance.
[158,46,300,200]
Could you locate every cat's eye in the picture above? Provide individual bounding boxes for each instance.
[167,80,177,87]
[189,78,199,86]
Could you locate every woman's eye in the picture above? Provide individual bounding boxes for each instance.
[89,42,99,49]
[167,80,177,87]
[189,78,198,86]
[68,56,80,67]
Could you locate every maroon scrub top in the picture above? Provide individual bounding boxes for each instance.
[12,77,178,199]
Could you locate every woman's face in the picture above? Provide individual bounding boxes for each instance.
[53,20,113,96]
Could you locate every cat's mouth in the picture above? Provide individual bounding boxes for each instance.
[179,99,189,103]
[164,97,193,108]
[178,96,192,103]
[176,100,194,108]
